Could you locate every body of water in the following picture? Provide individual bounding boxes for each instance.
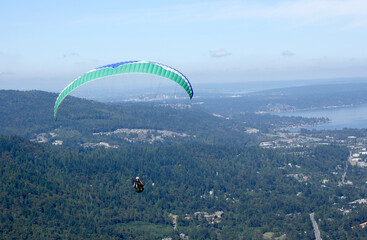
[276,105,367,130]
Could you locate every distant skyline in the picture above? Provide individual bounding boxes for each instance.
[1,0,367,92]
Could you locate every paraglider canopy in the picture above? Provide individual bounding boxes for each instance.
[54,60,194,120]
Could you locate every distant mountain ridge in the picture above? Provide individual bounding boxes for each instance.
[199,81,367,114]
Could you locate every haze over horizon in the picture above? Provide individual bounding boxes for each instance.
[1,0,367,92]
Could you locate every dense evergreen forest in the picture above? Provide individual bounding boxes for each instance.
[1,136,367,239]
[0,90,251,145]
[1,89,367,239]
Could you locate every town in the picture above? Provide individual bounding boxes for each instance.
[260,128,367,169]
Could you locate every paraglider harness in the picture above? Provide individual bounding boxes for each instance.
[133,178,144,193]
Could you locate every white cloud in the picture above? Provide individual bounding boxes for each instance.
[157,0,367,29]
[0,71,16,77]
[63,52,79,58]
[342,19,367,29]
[210,49,232,58]
[282,50,295,57]
[57,0,367,30]
[255,0,367,27]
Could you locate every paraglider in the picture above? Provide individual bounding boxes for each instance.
[133,176,144,193]
[54,60,194,120]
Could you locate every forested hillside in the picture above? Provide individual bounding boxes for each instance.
[0,90,324,146]
[1,136,367,239]
[0,90,253,146]
[2,89,367,239]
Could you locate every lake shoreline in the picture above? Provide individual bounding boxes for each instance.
[272,104,367,130]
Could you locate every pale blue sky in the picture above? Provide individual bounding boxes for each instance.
[1,0,367,92]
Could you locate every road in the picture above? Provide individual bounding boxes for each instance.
[310,212,322,240]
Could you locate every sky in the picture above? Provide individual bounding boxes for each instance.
[1,0,367,92]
